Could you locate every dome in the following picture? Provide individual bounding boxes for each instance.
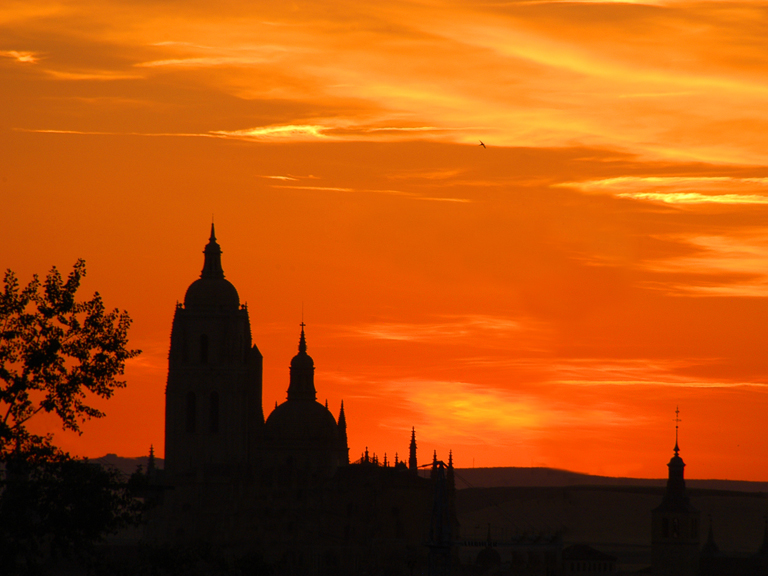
[184,278,240,310]
[264,400,338,444]
[291,350,314,370]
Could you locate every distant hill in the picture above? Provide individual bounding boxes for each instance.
[93,453,164,477]
[450,466,768,493]
[95,457,768,493]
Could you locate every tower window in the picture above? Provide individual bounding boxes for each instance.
[186,392,196,433]
[200,334,209,364]
[209,391,219,433]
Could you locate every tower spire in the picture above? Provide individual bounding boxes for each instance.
[409,427,418,473]
[674,405,681,456]
[299,322,307,353]
[287,322,316,401]
[200,223,225,279]
[338,400,349,464]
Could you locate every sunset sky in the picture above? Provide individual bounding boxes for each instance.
[4,0,768,480]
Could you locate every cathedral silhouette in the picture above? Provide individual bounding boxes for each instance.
[144,227,768,576]
[149,225,453,575]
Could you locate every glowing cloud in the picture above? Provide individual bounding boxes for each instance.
[0,50,38,63]
[560,176,768,203]
[356,315,523,342]
[618,192,768,204]
[213,125,330,140]
[643,234,768,297]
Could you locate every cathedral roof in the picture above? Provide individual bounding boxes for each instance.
[263,325,338,445]
[184,224,240,310]
[264,399,338,445]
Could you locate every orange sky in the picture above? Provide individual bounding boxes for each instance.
[3,0,768,480]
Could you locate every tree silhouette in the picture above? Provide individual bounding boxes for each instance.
[0,260,142,574]
[0,259,139,457]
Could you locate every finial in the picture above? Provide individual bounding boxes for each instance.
[210,221,216,242]
[674,406,681,456]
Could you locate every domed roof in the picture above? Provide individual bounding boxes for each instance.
[182,224,240,310]
[264,399,338,444]
[184,278,240,309]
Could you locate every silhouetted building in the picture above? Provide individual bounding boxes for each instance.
[150,227,442,575]
[652,417,700,576]
[650,415,768,576]
[561,544,616,575]
[165,224,264,481]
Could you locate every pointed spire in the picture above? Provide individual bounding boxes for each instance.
[395,452,399,466]
[674,405,681,456]
[409,427,418,473]
[287,323,316,401]
[337,400,349,464]
[702,514,719,557]
[299,322,307,353]
[338,400,347,427]
[200,223,225,279]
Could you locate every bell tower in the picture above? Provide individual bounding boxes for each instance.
[164,225,264,482]
[652,407,700,576]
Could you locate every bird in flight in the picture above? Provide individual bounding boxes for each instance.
[479,140,486,148]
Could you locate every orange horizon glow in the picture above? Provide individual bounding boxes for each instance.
[4,0,768,481]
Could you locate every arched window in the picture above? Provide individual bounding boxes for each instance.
[200,334,209,364]
[209,391,219,433]
[186,392,196,433]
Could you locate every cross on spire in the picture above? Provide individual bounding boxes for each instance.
[674,405,681,456]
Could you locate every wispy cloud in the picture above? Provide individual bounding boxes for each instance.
[643,234,768,297]
[0,50,38,63]
[213,124,329,140]
[618,192,768,204]
[271,183,471,203]
[560,176,768,204]
[44,69,142,81]
[355,315,524,342]
[383,377,638,446]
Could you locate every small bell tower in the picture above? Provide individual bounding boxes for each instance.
[652,407,700,576]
